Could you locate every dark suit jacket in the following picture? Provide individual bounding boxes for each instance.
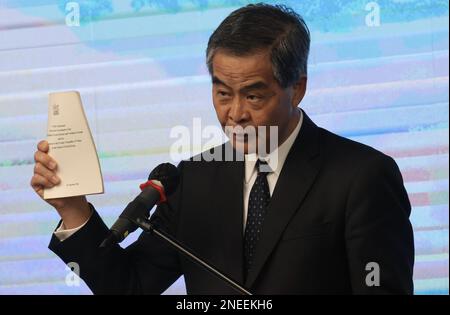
[49,111,414,294]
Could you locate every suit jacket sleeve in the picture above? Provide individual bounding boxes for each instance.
[48,163,185,295]
[345,154,415,294]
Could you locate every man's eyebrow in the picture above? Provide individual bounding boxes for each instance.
[212,77,269,92]
[212,76,230,88]
[240,81,269,93]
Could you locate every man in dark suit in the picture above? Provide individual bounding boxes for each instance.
[31,4,414,294]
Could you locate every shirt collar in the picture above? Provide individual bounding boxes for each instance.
[244,109,303,184]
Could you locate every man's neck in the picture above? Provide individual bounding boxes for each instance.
[279,108,301,147]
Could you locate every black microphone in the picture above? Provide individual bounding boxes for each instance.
[99,163,179,248]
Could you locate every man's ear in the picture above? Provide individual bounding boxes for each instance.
[291,76,307,107]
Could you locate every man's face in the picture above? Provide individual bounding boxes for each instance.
[211,50,305,154]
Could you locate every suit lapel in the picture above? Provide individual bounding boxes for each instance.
[245,112,322,288]
[210,148,245,285]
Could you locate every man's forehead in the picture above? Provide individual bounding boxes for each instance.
[213,76,270,92]
[212,51,274,86]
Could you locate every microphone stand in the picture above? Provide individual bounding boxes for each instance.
[133,216,252,296]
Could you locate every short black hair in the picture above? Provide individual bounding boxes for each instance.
[206,3,310,88]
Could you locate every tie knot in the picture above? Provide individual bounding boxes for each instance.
[256,159,271,174]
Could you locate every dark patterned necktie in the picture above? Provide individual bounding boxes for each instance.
[244,160,271,278]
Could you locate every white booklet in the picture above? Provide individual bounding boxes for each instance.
[43,91,104,199]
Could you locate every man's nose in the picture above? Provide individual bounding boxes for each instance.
[228,99,249,123]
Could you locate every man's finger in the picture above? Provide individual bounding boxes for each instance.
[30,173,55,189]
[34,151,57,170]
[33,163,60,184]
[37,140,49,153]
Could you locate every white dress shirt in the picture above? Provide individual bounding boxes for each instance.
[54,213,92,241]
[55,109,303,241]
[243,109,303,230]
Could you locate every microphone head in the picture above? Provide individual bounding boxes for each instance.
[148,163,180,195]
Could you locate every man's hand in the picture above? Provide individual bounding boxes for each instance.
[30,140,91,229]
